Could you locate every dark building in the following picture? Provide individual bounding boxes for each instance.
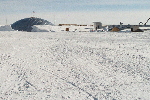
[11,17,53,32]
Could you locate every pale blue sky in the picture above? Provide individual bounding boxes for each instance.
[0,0,150,25]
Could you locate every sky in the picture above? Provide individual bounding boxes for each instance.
[0,0,150,25]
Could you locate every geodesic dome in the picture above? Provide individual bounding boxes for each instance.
[11,17,54,32]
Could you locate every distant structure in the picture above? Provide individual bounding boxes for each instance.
[131,25,143,32]
[54,24,93,32]
[139,22,143,25]
[16,17,150,32]
[93,22,102,30]
[58,24,92,26]
[119,22,123,29]
[111,27,120,32]
[59,24,77,26]
[11,17,53,32]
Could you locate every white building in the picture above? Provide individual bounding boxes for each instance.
[93,22,102,30]
[31,25,94,32]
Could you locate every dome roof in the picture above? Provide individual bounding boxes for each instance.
[111,27,120,32]
[11,17,53,32]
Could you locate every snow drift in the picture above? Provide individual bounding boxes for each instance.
[0,31,150,100]
[0,25,15,31]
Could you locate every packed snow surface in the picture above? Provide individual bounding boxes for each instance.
[0,31,150,100]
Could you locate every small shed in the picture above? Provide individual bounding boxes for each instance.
[93,22,102,30]
[131,25,143,32]
[131,25,139,32]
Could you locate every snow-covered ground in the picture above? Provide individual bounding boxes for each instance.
[0,31,150,100]
[0,25,15,31]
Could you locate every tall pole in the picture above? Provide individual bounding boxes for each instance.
[54,15,56,25]
[6,18,7,25]
[144,18,150,25]
[33,11,35,17]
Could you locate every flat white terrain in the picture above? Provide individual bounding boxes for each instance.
[0,31,150,100]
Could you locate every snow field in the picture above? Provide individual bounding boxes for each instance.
[0,31,150,100]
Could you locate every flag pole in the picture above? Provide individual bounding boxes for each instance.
[33,11,35,17]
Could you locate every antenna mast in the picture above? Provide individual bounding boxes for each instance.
[144,18,150,25]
